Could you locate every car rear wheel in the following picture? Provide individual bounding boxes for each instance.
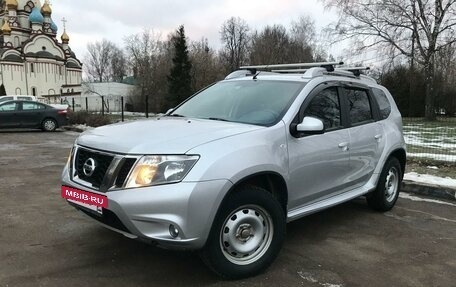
[42,118,57,132]
[201,186,285,279]
[367,157,402,212]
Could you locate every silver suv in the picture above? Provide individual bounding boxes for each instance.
[61,62,406,279]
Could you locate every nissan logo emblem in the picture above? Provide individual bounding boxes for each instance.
[83,158,96,177]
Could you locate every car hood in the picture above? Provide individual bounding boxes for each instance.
[76,117,264,154]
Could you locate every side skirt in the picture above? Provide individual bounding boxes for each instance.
[287,184,375,223]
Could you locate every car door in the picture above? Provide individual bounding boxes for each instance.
[287,85,351,209]
[20,102,46,128]
[0,101,20,128]
[343,87,386,188]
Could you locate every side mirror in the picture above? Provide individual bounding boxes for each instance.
[296,116,324,134]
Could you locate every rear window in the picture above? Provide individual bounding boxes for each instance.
[18,96,33,101]
[23,102,46,110]
[372,88,391,120]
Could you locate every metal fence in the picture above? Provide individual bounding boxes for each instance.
[64,95,126,114]
[403,117,456,163]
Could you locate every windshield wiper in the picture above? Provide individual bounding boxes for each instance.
[167,114,186,117]
[206,117,230,122]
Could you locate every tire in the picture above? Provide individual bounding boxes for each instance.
[201,186,286,279]
[367,157,402,212]
[42,118,57,132]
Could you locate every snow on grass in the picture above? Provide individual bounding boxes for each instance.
[407,152,456,162]
[404,172,456,189]
[73,124,93,132]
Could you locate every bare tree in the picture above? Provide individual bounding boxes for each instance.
[190,38,224,91]
[124,29,167,114]
[111,46,127,83]
[324,0,456,120]
[220,17,250,72]
[250,24,292,64]
[85,39,115,83]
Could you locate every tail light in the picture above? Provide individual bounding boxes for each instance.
[58,110,67,115]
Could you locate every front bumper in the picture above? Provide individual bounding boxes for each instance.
[62,165,232,250]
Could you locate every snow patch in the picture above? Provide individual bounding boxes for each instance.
[73,124,93,132]
[426,166,439,170]
[400,193,456,207]
[404,172,456,189]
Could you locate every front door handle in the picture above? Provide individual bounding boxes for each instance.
[375,134,383,141]
[338,142,349,152]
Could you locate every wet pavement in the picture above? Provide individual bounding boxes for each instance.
[1,130,455,287]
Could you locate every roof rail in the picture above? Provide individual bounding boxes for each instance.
[336,67,370,77]
[240,61,344,73]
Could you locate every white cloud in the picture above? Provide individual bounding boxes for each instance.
[48,0,340,61]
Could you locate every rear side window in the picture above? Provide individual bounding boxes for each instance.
[372,88,391,120]
[23,102,45,111]
[304,87,341,130]
[345,88,373,125]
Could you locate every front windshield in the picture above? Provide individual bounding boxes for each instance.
[171,80,305,126]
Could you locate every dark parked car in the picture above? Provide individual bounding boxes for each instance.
[0,100,68,131]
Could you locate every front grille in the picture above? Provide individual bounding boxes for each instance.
[115,158,137,188]
[75,148,114,189]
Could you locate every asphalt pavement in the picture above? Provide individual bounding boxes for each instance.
[1,130,455,287]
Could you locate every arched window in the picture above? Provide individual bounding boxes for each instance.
[15,88,21,95]
[48,89,56,95]
[31,87,37,97]
[30,63,34,73]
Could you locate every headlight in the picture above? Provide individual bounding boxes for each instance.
[125,155,199,188]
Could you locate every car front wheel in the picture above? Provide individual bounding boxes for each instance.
[201,186,285,279]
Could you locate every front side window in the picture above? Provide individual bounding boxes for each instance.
[0,102,18,112]
[0,97,13,103]
[304,87,342,130]
[171,80,305,126]
[22,102,45,111]
[345,88,373,125]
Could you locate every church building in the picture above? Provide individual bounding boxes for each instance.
[0,0,81,103]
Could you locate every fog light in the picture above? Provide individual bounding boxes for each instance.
[169,225,179,238]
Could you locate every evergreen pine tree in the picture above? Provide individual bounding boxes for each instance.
[168,25,192,108]
[0,84,6,96]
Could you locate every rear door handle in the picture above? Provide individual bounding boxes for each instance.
[338,142,349,151]
[375,134,383,141]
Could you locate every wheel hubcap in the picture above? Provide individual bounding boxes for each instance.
[220,205,273,265]
[385,167,399,202]
[44,120,56,131]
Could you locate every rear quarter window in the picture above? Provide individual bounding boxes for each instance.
[372,88,391,120]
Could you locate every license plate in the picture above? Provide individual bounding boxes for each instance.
[61,186,108,214]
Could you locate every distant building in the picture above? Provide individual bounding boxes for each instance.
[0,0,82,103]
[63,82,135,112]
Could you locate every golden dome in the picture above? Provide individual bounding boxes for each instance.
[41,0,52,15]
[61,30,69,42]
[6,0,18,10]
[2,20,11,35]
